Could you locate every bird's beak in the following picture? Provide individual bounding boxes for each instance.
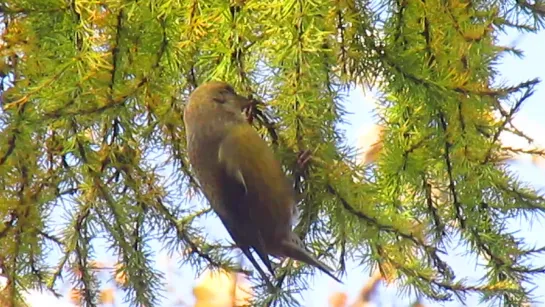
[234,94,253,110]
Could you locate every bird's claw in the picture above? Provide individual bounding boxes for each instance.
[243,106,254,125]
[296,149,312,169]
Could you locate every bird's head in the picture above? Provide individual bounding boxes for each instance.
[189,81,253,112]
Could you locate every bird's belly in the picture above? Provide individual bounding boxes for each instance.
[187,144,226,211]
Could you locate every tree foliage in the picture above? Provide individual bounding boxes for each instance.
[0,0,544,306]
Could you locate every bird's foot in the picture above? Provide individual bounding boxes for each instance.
[296,149,312,170]
[243,102,257,125]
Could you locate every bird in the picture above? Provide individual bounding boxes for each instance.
[183,80,341,290]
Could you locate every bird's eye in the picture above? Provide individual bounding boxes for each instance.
[212,87,236,104]
[224,86,236,94]
[212,96,225,104]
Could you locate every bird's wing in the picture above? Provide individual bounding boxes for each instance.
[218,124,294,226]
[213,209,276,284]
[216,173,277,279]
[217,124,292,275]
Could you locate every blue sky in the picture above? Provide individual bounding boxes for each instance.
[20,29,545,307]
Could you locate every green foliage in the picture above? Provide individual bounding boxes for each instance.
[0,0,544,306]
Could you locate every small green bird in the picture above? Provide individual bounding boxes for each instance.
[183,81,341,289]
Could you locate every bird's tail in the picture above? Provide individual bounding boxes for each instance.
[280,234,342,283]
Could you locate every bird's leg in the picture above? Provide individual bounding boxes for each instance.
[296,149,312,170]
[243,105,256,125]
